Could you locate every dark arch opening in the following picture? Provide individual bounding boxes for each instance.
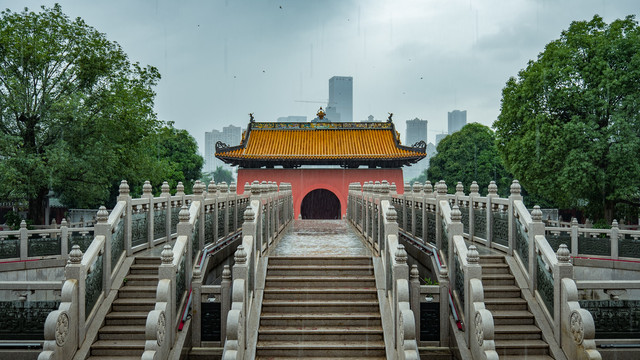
[300,189,341,219]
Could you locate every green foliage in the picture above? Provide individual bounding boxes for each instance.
[494,15,640,222]
[427,123,513,196]
[145,123,204,196]
[0,5,165,221]
[210,166,234,185]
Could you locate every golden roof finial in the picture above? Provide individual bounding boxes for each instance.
[317,107,326,120]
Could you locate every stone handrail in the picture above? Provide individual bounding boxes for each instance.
[468,278,498,360]
[38,280,79,360]
[560,279,601,360]
[222,182,293,359]
[347,181,420,358]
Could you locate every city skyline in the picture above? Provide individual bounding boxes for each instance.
[4,0,638,154]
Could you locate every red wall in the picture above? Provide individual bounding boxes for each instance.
[237,168,405,219]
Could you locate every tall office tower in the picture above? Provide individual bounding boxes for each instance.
[404,118,429,180]
[328,76,353,122]
[436,133,448,146]
[448,110,467,134]
[204,125,242,174]
[405,118,428,146]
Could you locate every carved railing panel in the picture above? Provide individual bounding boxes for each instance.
[0,300,60,340]
[578,235,611,257]
[545,230,571,252]
[85,253,103,316]
[0,237,19,259]
[111,221,124,271]
[68,231,94,252]
[578,299,640,339]
[27,236,60,257]
[492,210,509,247]
[473,208,486,239]
[619,236,640,258]
[426,212,436,245]
[460,206,469,234]
[176,255,186,314]
[171,206,180,234]
[153,209,166,239]
[205,211,214,245]
[441,218,449,259]
[515,217,529,269]
[131,211,148,247]
[536,253,554,318]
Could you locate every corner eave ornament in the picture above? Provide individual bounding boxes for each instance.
[249,113,255,123]
[387,112,393,123]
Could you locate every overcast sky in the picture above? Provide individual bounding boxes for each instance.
[6,0,640,152]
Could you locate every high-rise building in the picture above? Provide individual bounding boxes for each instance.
[436,133,448,146]
[205,125,242,174]
[448,110,467,134]
[328,76,353,122]
[405,118,428,146]
[404,118,428,181]
[277,116,307,122]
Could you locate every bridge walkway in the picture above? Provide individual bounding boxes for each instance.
[251,219,387,359]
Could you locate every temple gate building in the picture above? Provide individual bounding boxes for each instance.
[215,112,427,219]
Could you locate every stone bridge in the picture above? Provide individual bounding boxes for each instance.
[1,179,639,359]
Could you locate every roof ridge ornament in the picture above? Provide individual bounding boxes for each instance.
[387,112,393,123]
[249,112,255,123]
[317,107,326,120]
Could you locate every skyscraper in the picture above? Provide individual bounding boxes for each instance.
[328,76,353,122]
[448,110,467,134]
[204,125,242,174]
[404,118,428,180]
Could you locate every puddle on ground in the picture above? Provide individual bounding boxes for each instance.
[270,220,371,257]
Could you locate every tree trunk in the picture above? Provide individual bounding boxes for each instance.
[604,199,616,225]
[28,187,49,225]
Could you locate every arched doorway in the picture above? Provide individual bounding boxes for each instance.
[300,189,341,219]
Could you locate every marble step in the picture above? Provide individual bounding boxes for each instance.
[117,285,157,298]
[480,262,511,274]
[128,263,160,275]
[484,285,521,298]
[494,339,549,356]
[258,326,384,342]
[97,325,145,340]
[255,341,386,357]
[260,312,381,327]
[268,256,372,266]
[104,311,148,326]
[112,297,156,312]
[481,273,516,286]
[267,264,374,276]
[494,324,542,340]
[90,340,145,357]
[484,297,529,311]
[491,310,535,325]
[261,300,379,313]
[263,288,377,301]
[265,276,375,288]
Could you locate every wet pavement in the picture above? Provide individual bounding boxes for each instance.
[269,220,372,256]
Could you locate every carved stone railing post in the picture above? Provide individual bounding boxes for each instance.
[570,218,579,257]
[60,219,69,260]
[439,265,450,347]
[409,265,420,342]
[142,180,154,248]
[554,244,573,345]
[468,181,479,239]
[508,180,523,256]
[221,265,231,344]
[560,278,601,360]
[529,206,545,290]
[66,246,84,344]
[435,180,448,252]
[611,220,619,259]
[38,279,79,360]
[465,245,482,346]
[94,206,112,293]
[191,267,203,347]
[158,244,176,344]
[486,181,498,249]
[19,220,28,259]
[161,181,172,240]
[177,205,193,297]
[117,180,133,256]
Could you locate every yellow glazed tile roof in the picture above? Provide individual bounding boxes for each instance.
[217,128,423,159]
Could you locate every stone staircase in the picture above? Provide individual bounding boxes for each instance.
[87,256,161,360]
[256,256,386,359]
[479,255,553,360]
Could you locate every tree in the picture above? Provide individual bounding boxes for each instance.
[427,123,513,196]
[148,123,204,195]
[0,5,161,223]
[494,15,640,222]
[211,166,234,185]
